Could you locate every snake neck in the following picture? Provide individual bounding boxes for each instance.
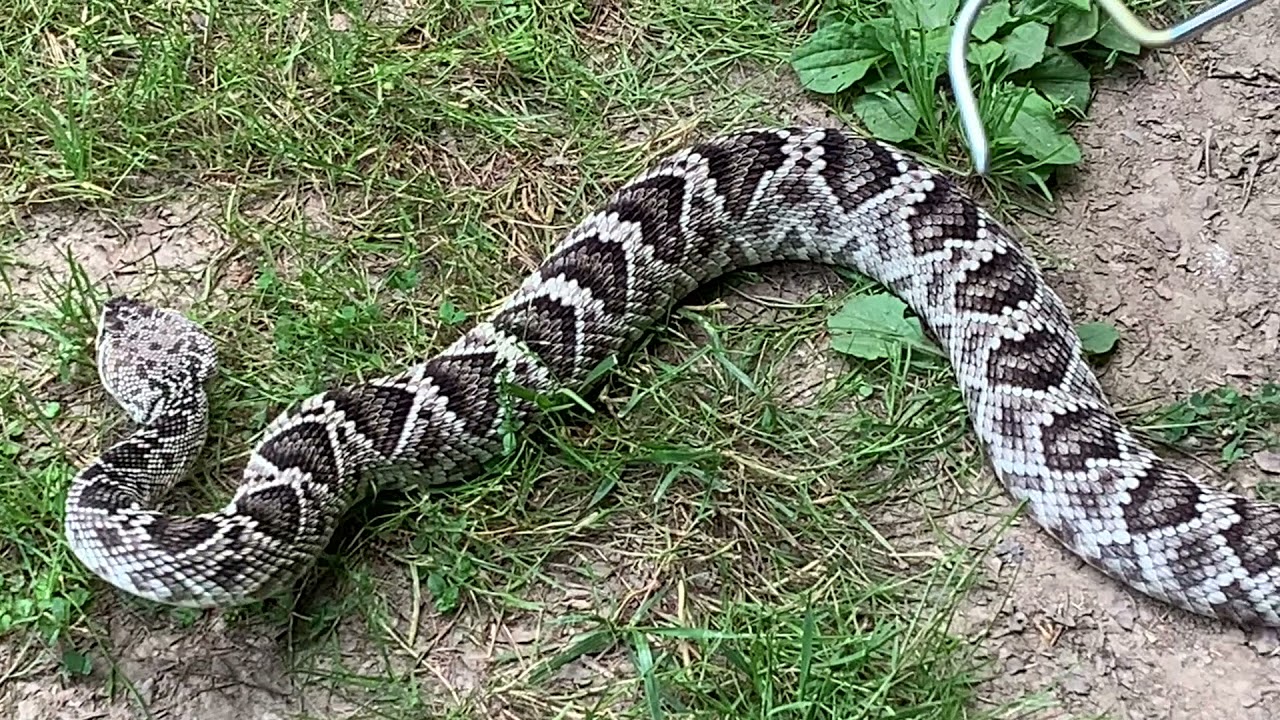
[67,390,211,513]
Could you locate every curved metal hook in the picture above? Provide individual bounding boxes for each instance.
[949,0,1269,174]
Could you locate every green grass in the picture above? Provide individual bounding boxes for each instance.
[1,0,1273,718]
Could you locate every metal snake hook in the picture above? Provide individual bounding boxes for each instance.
[949,0,1269,174]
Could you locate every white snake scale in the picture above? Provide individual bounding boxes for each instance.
[64,127,1280,625]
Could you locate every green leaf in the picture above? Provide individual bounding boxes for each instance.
[1096,16,1141,54]
[827,293,941,360]
[852,91,920,143]
[427,572,459,612]
[864,65,903,92]
[1007,89,1082,164]
[438,300,469,326]
[890,0,959,30]
[61,649,92,676]
[1000,22,1048,72]
[970,41,1005,67]
[866,17,899,52]
[973,0,1012,41]
[1020,48,1091,112]
[922,26,953,66]
[791,22,884,94]
[1077,321,1119,355]
[1011,0,1067,24]
[1051,3,1098,46]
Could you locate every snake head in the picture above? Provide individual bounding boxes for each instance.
[96,295,218,424]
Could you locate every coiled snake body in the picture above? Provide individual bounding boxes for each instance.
[65,128,1280,625]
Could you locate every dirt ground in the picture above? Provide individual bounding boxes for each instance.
[5,6,1280,720]
[949,8,1280,720]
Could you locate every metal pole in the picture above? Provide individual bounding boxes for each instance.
[949,0,1269,174]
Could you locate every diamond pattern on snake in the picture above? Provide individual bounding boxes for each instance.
[64,127,1280,626]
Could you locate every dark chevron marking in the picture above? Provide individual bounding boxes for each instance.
[986,325,1075,392]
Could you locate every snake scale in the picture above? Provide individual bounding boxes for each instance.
[64,128,1280,625]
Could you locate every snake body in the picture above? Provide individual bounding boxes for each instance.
[64,128,1280,625]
